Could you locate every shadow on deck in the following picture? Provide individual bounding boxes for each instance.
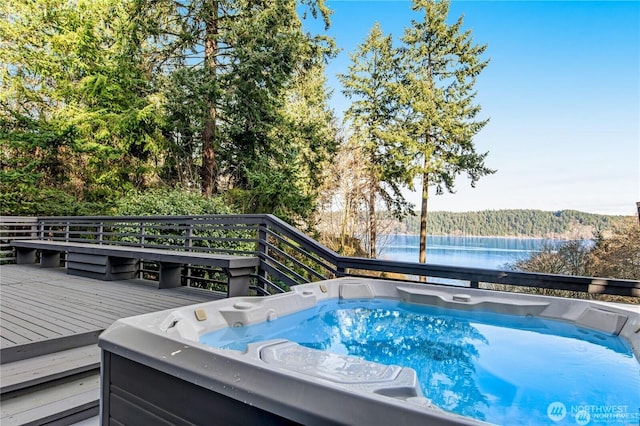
[0,264,223,426]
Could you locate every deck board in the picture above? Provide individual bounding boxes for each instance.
[4,285,148,322]
[1,293,114,330]
[5,279,170,314]
[0,325,42,346]
[0,345,101,394]
[0,371,100,426]
[1,304,83,335]
[0,264,223,363]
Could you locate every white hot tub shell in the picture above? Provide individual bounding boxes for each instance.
[98,277,640,425]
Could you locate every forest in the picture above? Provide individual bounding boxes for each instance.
[389,209,631,239]
[1,0,339,223]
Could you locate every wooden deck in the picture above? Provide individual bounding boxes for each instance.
[0,264,224,425]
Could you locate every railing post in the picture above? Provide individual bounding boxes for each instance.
[257,223,269,294]
[185,224,192,287]
[336,260,346,278]
[139,221,146,279]
[185,225,192,251]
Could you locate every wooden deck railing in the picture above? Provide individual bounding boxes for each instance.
[0,216,38,264]
[1,215,638,298]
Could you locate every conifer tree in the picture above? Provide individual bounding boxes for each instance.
[401,0,494,263]
[339,23,414,257]
[138,0,332,201]
[0,0,163,211]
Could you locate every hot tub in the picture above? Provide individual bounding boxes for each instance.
[98,277,640,425]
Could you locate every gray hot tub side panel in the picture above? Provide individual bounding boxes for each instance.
[101,351,300,426]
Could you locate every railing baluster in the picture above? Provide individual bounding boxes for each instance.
[98,222,104,244]
[257,224,268,294]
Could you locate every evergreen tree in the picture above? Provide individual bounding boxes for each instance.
[339,23,414,257]
[140,0,335,222]
[400,0,494,263]
[274,60,339,226]
[138,0,328,195]
[0,0,164,212]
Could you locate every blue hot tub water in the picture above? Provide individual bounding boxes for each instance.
[200,299,640,425]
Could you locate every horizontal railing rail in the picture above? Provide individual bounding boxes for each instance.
[1,215,638,298]
[0,216,39,264]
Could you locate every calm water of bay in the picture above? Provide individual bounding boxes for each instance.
[379,235,563,270]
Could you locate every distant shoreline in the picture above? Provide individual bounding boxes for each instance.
[384,233,589,240]
[379,209,632,240]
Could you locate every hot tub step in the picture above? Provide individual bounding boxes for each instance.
[0,371,100,426]
[0,345,100,395]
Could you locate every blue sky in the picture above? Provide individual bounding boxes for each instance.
[304,1,639,215]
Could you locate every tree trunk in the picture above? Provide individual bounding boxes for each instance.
[419,60,432,266]
[419,169,429,264]
[369,183,376,258]
[201,0,218,197]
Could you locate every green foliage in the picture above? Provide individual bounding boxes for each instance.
[401,0,493,262]
[0,0,165,211]
[1,0,337,218]
[1,113,72,209]
[338,23,415,256]
[112,189,234,216]
[277,61,339,222]
[111,188,251,252]
[335,1,492,260]
[157,68,206,188]
[0,188,109,216]
[141,0,337,221]
[226,162,314,225]
[0,112,112,215]
[401,0,493,191]
[339,23,416,219]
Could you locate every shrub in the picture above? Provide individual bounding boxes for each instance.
[0,187,109,216]
[111,188,234,216]
[589,218,640,281]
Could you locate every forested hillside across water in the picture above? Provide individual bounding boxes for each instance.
[385,210,632,239]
